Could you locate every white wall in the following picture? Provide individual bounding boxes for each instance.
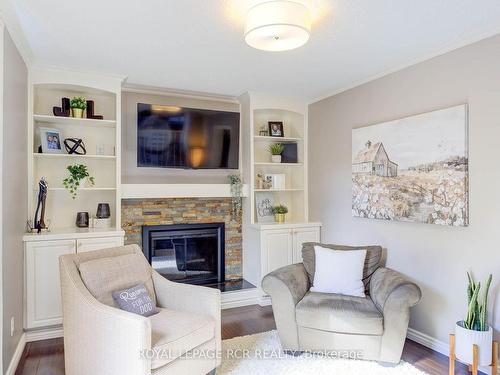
[2,26,28,372]
[309,34,500,348]
[121,90,240,184]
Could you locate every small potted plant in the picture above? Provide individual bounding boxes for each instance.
[63,164,95,199]
[268,143,284,163]
[272,204,288,223]
[70,96,87,118]
[455,272,493,367]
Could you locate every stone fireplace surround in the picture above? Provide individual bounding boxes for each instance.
[121,197,242,280]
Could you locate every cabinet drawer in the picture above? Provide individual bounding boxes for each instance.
[76,237,124,253]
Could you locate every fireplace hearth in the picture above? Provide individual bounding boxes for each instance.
[142,223,225,285]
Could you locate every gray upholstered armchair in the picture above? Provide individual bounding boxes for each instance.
[262,243,421,364]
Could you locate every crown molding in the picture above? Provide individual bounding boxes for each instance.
[122,83,240,104]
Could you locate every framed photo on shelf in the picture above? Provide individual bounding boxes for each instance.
[39,127,64,154]
[265,174,286,189]
[255,192,275,222]
[268,121,284,137]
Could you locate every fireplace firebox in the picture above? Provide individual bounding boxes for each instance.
[142,223,225,285]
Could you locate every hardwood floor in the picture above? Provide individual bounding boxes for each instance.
[16,305,472,375]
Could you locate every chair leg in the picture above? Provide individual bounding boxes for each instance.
[449,334,455,375]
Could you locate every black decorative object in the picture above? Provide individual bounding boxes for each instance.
[64,138,87,155]
[281,143,298,163]
[96,203,111,218]
[86,100,103,120]
[268,121,284,137]
[33,177,48,233]
[76,212,89,228]
[53,97,70,117]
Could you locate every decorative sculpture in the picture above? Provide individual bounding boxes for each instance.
[64,138,87,155]
[34,177,48,233]
[53,97,71,117]
[86,100,103,119]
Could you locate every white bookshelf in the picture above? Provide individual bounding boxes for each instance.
[28,68,123,232]
[240,93,321,298]
[248,104,307,224]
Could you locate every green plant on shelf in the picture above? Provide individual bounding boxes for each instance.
[62,164,95,199]
[272,204,288,214]
[70,96,87,109]
[268,143,284,155]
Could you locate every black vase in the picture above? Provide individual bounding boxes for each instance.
[76,212,89,228]
[96,203,111,219]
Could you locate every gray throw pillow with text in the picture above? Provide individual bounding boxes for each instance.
[112,283,159,317]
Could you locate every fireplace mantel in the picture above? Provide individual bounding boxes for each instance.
[121,184,249,199]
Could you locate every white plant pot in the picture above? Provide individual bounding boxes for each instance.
[271,155,281,163]
[455,321,492,366]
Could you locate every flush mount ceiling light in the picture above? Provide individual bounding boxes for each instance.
[244,0,312,52]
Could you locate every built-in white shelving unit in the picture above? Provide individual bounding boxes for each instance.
[240,93,321,300]
[28,67,124,232]
[242,96,309,224]
[24,68,125,338]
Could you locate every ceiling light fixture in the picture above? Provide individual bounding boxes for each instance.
[244,0,312,52]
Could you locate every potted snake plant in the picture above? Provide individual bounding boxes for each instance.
[455,273,493,367]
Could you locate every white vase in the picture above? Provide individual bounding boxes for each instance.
[271,155,281,163]
[455,321,492,366]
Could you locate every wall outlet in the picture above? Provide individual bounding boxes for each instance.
[10,317,14,337]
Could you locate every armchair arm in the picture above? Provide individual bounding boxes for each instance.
[152,271,221,366]
[370,267,422,363]
[370,267,421,311]
[262,263,310,350]
[60,257,152,375]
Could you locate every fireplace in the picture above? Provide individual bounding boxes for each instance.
[142,223,225,285]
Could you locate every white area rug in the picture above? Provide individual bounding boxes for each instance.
[218,330,428,375]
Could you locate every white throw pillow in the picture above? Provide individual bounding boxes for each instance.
[310,245,367,297]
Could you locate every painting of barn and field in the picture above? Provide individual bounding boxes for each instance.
[352,105,468,226]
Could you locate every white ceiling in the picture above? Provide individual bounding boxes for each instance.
[7,0,500,100]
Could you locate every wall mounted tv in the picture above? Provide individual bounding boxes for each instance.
[137,103,240,169]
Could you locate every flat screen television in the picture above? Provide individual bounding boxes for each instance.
[137,103,240,169]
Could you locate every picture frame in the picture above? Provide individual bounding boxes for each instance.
[264,174,286,189]
[255,192,276,222]
[268,121,284,137]
[39,127,64,154]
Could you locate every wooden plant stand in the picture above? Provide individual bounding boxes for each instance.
[449,334,498,375]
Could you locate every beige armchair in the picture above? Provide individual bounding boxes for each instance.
[59,244,220,375]
[262,243,421,364]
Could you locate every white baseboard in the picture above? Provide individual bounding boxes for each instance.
[407,328,499,375]
[221,288,262,309]
[5,333,26,375]
[25,327,63,342]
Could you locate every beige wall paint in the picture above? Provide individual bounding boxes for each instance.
[309,34,500,346]
[121,91,240,184]
[2,28,28,372]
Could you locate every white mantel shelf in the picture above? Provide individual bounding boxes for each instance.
[121,184,250,199]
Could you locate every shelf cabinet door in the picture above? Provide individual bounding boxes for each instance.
[262,229,292,275]
[76,236,124,253]
[25,239,76,329]
[292,227,321,264]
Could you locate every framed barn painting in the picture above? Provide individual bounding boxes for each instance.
[352,104,468,226]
